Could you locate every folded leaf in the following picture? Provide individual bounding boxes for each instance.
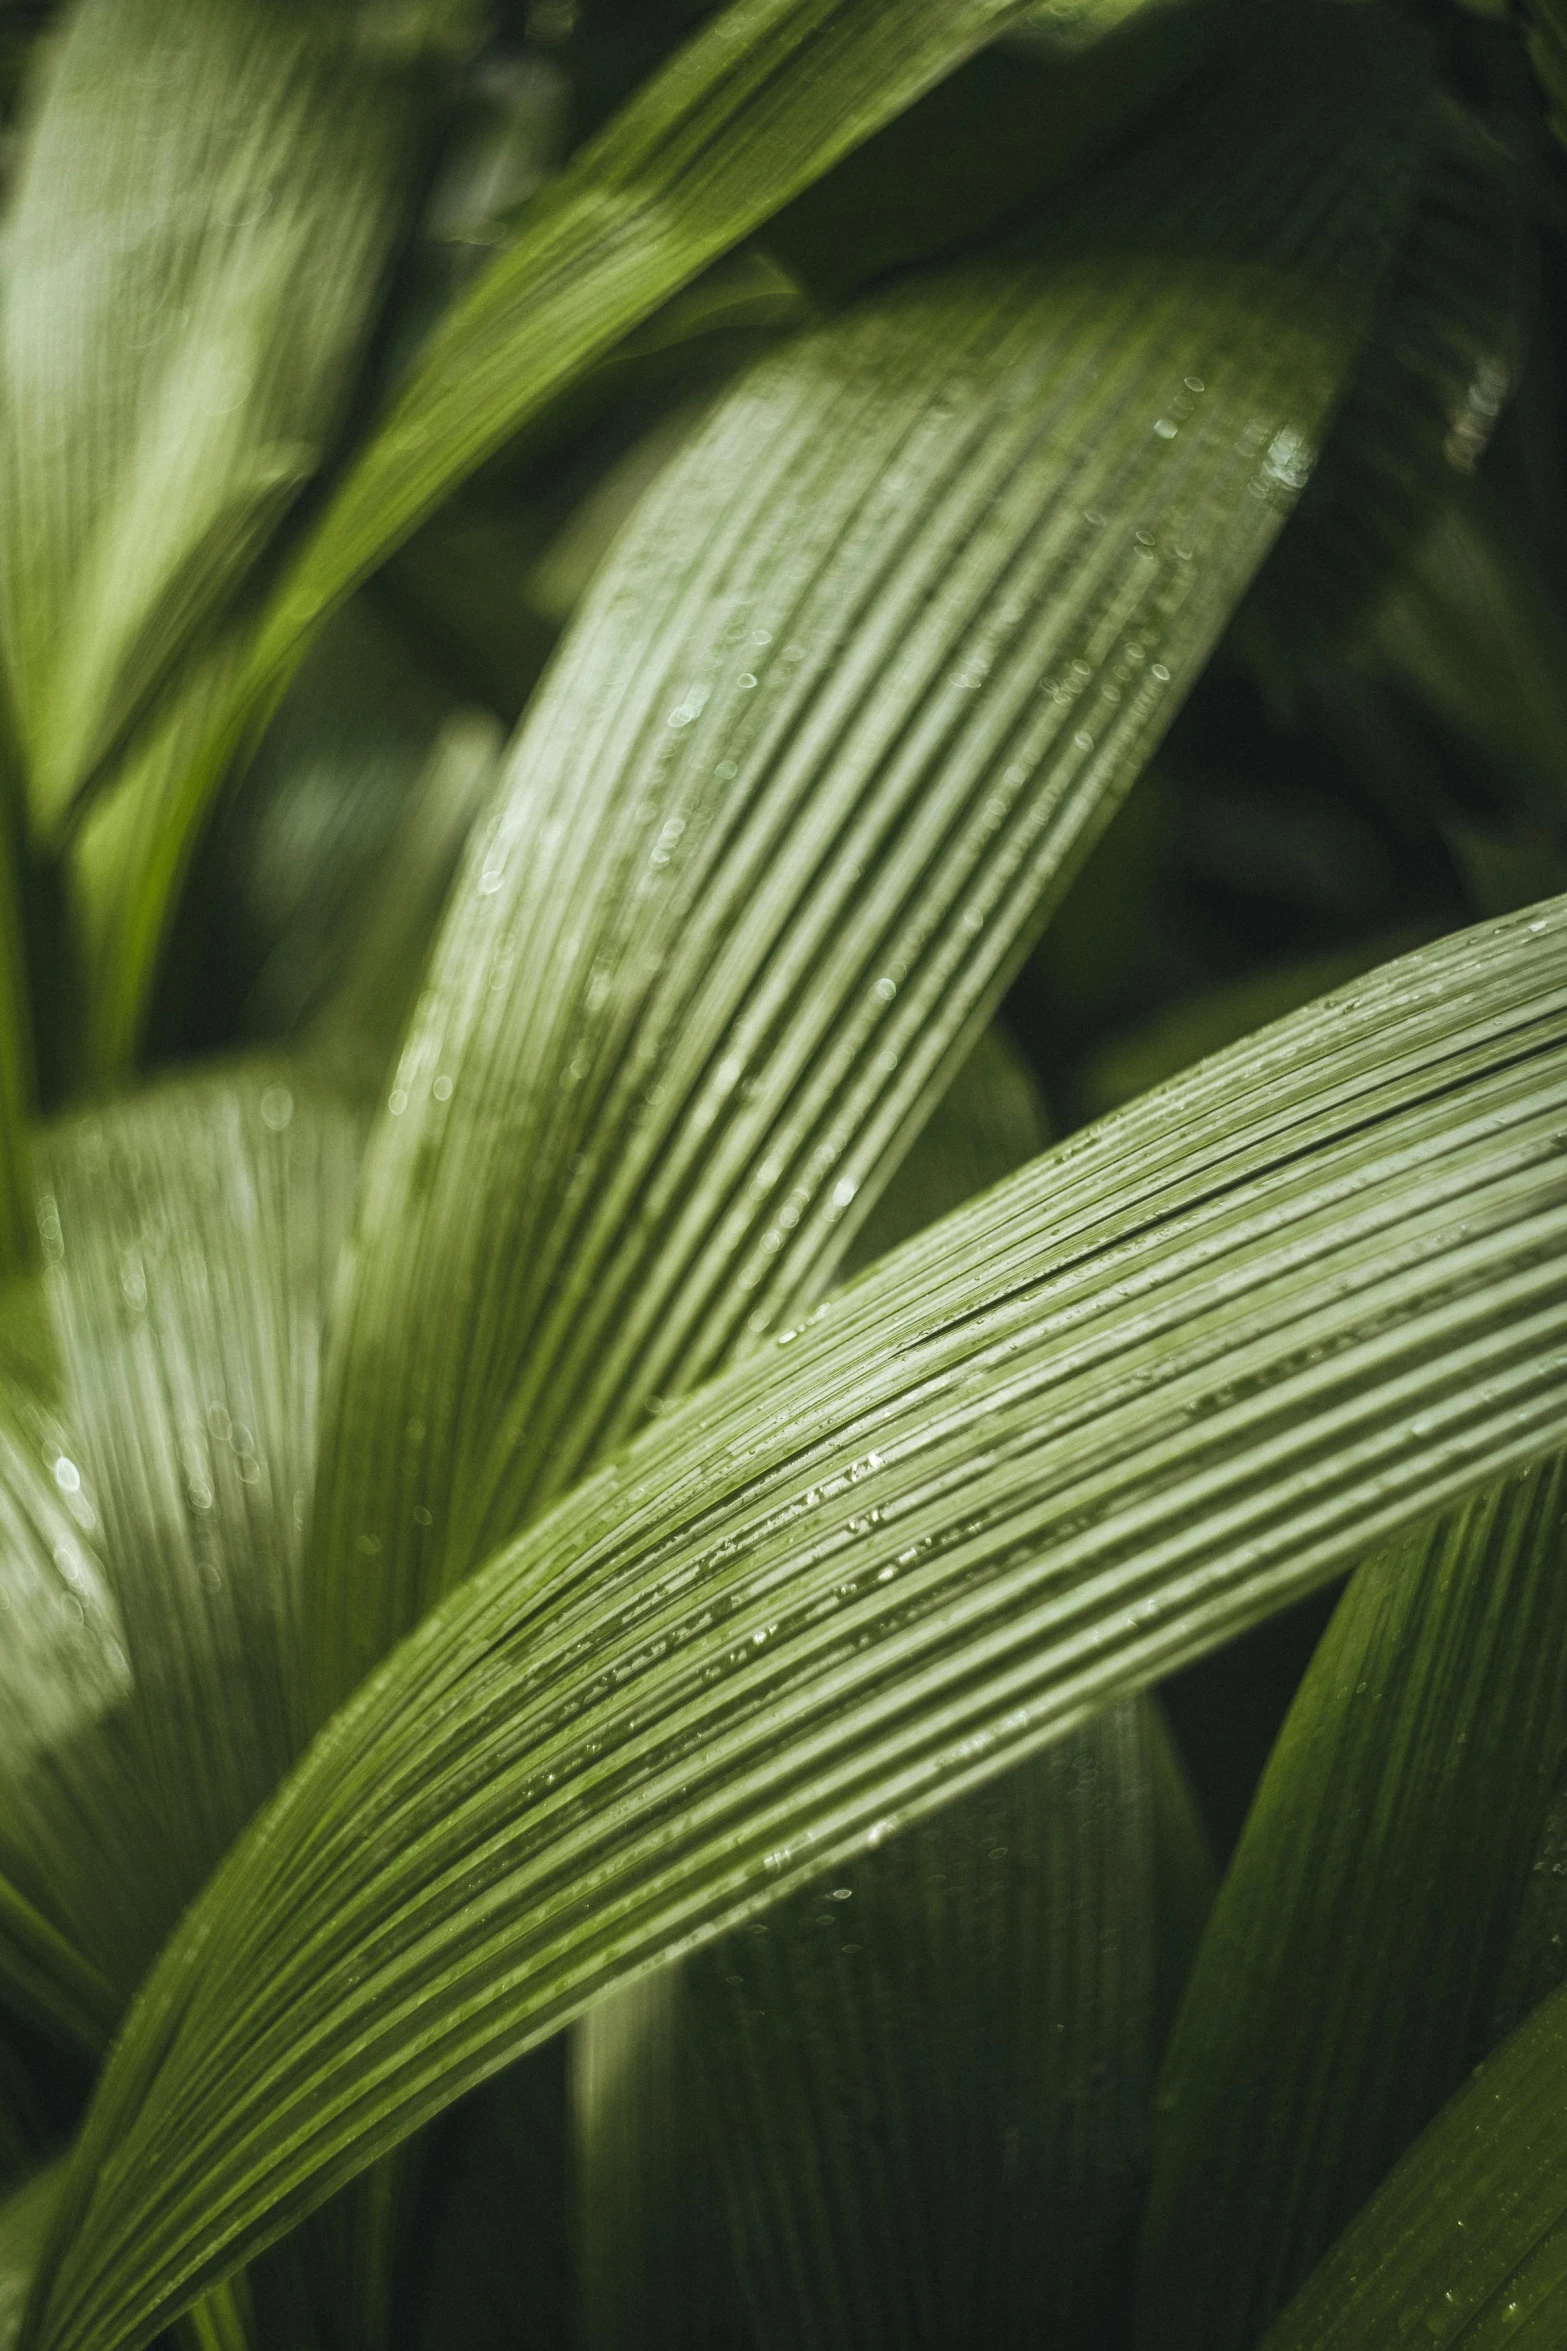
[22,896,1567,2351]
[306,2,1432,1722]
[1138,1451,1567,2351]
[0,0,435,835]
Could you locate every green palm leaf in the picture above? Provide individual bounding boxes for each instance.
[79,0,1187,1079]
[1260,1974,1567,2348]
[0,0,434,833]
[1138,1452,1567,2349]
[20,895,1567,2351]
[305,1,1431,1723]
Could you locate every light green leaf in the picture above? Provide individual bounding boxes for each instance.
[22,895,1567,2351]
[305,3,1431,1722]
[1137,1452,1567,2351]
[1,2165,63,2351]
[0,0,432,832]
[1259,1976,1567,2350]
[30,1063,362,1998]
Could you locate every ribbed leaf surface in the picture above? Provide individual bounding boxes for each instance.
[22,898,1567,2351]
[33,1067,361,1995]
[306,4,1430,1721]
[0,0,427,831]
[1260,1976,1567,2350]
[1138,1453,1567,2350]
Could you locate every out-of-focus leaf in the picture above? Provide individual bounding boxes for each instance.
[0,0,435,834]
[0,2166,62,2351]
[22,897,1567,2351]
[1072,928,1438,1124]
[1259,1975,1567,2350]
[187,601,463,1054]
[1138,1453,1567,2351]
[580,1701,1209,2350]
[760,0,1224,302]
[305,6,1430,1723]
[31,1063,362,1999]
[1361,496,1567,912]
[1243,105,1516,670]
[1529,0,1567,150]
[75,0,1184,1079]
[246,0,1159,684]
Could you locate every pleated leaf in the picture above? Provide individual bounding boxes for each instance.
[1259,1977,1567,2350]
[0,0,432,833]
[305,3,1430,1724]
[29,1065,362,2001]
[1137,1451,1567,2351]
[0,1312,127,2055]
[578,1028,1211,2351]
[21,895,1567,2351]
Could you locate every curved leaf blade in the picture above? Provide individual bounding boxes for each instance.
[22,897,1567,2351]
[1260,1976,1567,2350]
[0,0,430,832]
[1138,1452,1567,2350]
[306,3,1431,1718]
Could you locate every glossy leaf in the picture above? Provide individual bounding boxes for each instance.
[575,1030,1206,2351]
[305,3,1430,1723]
[1138,1452,1567,2351]
[21,896,1567,2351]
[0,0,432,834]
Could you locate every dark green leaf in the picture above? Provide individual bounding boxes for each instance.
[1259,1976,1567,2349]
[1,2166,63,2351]
[21,896,1567,2351]
[1138,1452,1567,2351]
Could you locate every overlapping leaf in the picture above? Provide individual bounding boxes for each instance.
[1138,1452,1567,2350]
[305,3,1431,1722]
[577,1032,1212,2351]
[75,0,1210,1079]
[1,2167,62,2351]
[0,0,434,833]
[1260,1975,1567,2349]
[20,896,1567,2351]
